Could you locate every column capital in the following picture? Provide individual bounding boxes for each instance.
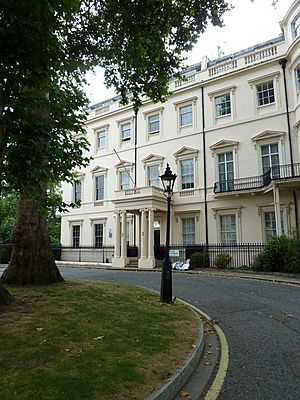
[139,208,148,213]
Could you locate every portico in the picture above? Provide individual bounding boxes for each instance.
[111,186,168,268]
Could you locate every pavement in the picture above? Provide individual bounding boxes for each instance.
[1,262,299,399]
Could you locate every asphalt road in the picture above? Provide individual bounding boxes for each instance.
[1,266,299,399]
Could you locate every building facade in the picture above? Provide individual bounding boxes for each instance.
[61,0,300,268]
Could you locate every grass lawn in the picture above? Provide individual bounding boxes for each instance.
[0,280,199,400]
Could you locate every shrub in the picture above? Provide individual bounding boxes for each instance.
[190,252,209,269]
[253,234,300,273]
[214,253,232,269]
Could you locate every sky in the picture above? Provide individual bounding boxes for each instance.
[84,0,295,105]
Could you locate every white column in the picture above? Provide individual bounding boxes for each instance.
[148,209,155,261]
[137,213,141,258]
[140,209,147,259]
[273,185,281,236]
[115,212,120,258]
[121,211,127,258]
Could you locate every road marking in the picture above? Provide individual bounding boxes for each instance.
[205,323,229,400]
[179,300,229,400]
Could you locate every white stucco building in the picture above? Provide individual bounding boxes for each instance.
[61,0,300,268]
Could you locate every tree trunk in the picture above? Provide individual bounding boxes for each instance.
[0,116,9,197]
[2,193,64,285]
[0,283,13,306]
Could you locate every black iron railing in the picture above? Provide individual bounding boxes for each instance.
[156,243,265,268]
[214,170,271,193]
[214,162,300,194]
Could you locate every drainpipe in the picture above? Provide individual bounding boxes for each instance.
[133,109,138,247]
[279,58,299,231]
[201,86,209,245]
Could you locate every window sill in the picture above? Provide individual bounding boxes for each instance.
[180,123,193,129]
[257,101,275,109]
[94,201,104,207]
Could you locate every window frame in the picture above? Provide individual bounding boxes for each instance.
[292,12,300,39]
[72,225,80,248]
[147,164,160,187]
[218,151,234,192]
[180,158,195,190]
[93,124,109,153]
[97,129,106,149]
[73,180,82,203]
[215,93,231,117]
[260,142,280,177]
[95,174,105,201]
[181,217,196,246]
[256,80,275,107]
[259,206,287,243]
[219,214,237,245]
[148,113,160,135]
[179,104,193,127]
[94,223,104,248]
[121,122,132,142]
[120,170,131,190]
[296,64,300,92]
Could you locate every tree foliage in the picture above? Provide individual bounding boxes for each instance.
[0,0,230,291]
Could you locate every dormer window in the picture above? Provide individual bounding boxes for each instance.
[292,13,300,38]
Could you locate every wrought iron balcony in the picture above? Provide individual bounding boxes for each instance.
[214,163,300,194]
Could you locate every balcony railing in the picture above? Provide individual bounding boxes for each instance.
[214,163,300,194]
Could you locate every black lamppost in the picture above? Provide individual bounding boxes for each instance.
[160,163,177,303]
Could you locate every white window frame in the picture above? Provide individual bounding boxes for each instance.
[208,86,236,124]
[91,165,108,204]
[147,164,160,187]
[248,73,279,114]
[68,220,83,247]
[72,225,81,248]
[219,214,237,244]
[121,122,131,142]
[179,104,193,127]
[292,12,300,39]
[142,154,164,187]
[181,217,196,246]
[174,146,199,193]
[115,160,134,191]
[258,205,288,243]
[89,218,107,247]
[209,140,239,188]
[212,207,242,243]
[73,180,82,203]
[296,64,300,92]
[260,143,280,177]
[94,222,104,248]
[180,158,195,190]
[217,151,234,192]
[173,97,197,133]
[256,80,275,107]
[97,130,106,149]
[148,114,160,135]
[215,93,231,117]
[93,124,109,153]
[120,170,131,190]
[251,130,286,176]
[95,175,105,201]
[143,106,164,141]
